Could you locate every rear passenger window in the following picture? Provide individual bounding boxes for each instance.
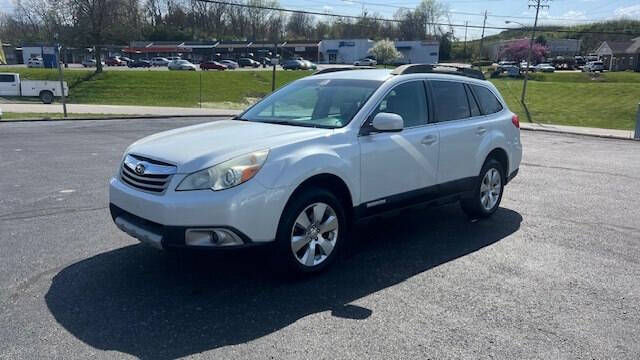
[472,85,503,114]
[431,81,470,122]
[373,81,428,127]
[465,85,481,117]
[0,74,15,82]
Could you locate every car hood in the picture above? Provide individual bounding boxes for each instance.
[127,120,331,173]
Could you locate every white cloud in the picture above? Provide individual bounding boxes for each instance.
[562,10,587,20]
[322,5,333,12]
[613,5,640,19]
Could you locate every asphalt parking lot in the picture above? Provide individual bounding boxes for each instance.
[1,118,639,359]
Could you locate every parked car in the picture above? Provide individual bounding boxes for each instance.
[106,57,125,66]
[300,60,317,70]
[574,56,586,67]
[128,60,152,68]
[582,61,605,72]
[219,60,239,69]
[109,64,522,275]
[151,57,170,66]
[168,56,182,62]
[281,59,304,70]
[27,57,43,68]
[0,72,68,103]
[200,61,227,71]
[238,58,260,68]
[354,58,377,66]
[119,56,134,64]
[82,59,105,67]
[534,63,555,73]
[168,59,197,71]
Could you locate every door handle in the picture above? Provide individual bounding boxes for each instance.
[476,127,487,135]
[421,135,437,145]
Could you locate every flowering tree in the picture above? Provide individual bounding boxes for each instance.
[369,39,402,65]
[499,39,548,63]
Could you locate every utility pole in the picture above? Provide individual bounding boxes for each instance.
[463,21,469,60]
[56,44,67,118]
[521,0,550,122]
[478,11,488,59]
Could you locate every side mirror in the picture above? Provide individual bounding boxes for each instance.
[371,112,404,133]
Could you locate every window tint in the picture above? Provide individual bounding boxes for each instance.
[0,74,15,82]
[465,85,481,117]
[472,85,503,115]
[373,81,428,127]
[431,81,471,122]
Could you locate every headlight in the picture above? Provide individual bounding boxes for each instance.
[176,150,269,191]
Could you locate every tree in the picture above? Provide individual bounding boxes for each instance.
[369,39,401,65]
[67,0,140,72]
[499,39,548,63]
[286,12,313,39]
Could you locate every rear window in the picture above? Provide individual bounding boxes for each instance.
[472,85,503,115]
[431,80,471,122]
[0,74,15,82]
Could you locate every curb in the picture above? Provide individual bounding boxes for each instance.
[520,124,637,142]
[0,113,238,123]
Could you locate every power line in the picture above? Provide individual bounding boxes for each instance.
[196,0,640,36]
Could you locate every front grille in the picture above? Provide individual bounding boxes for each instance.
[120,154,176,194]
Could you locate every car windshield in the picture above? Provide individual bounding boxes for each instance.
[240,78,381,128]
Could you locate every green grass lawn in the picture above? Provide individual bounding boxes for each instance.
[2,67,639,130]
[1,67,311,107]
[490,71,640,130]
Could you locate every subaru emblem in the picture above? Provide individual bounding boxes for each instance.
[135,163,145,175]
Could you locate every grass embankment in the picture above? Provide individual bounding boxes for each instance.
[490,72,640,130]
[2,67,311,108]
[3,67,639,130]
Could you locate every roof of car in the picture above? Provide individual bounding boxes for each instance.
[312,69,392,81]
[310,67,489,84]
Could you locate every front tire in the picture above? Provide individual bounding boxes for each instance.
[461,159,505,219]
[273,187,346,276]
[39,90,54,104]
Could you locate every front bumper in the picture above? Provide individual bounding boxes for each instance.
[109,175,289,249]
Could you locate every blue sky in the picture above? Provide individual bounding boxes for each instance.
[279,0,640,39]
[1,0,639,39]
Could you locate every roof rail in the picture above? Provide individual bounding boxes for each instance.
[390,63,486,80]
[312,66,376,75]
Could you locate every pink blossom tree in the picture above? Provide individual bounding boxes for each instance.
[499,39,548,63]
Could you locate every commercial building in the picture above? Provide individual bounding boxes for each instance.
[122,41,319,63]
[394,41,440,64]
[318,39,440,64]
[21,44,59,68]
[594,38,640,71]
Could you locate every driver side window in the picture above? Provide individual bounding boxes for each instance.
[372,81,429,128]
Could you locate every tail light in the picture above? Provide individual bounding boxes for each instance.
[511,114,520,129]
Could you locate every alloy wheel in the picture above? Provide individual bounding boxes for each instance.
[480,168,502,211]
[290,202,339,267]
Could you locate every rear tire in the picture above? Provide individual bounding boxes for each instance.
[460,159,505,219]
[39,90,54,104]
[273,187,346,276]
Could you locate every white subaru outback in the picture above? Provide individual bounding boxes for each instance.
[110,64,522,274]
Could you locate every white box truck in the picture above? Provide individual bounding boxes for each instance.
[0,73,68,104]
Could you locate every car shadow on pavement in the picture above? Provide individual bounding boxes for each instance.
[45,204,522,359]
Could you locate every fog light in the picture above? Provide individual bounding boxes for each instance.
[185,228,244,247]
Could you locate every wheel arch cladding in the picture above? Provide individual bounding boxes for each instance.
[286,173,354,222]
[485,148,509,179]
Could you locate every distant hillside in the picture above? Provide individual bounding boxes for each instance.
[465,19,640,53]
